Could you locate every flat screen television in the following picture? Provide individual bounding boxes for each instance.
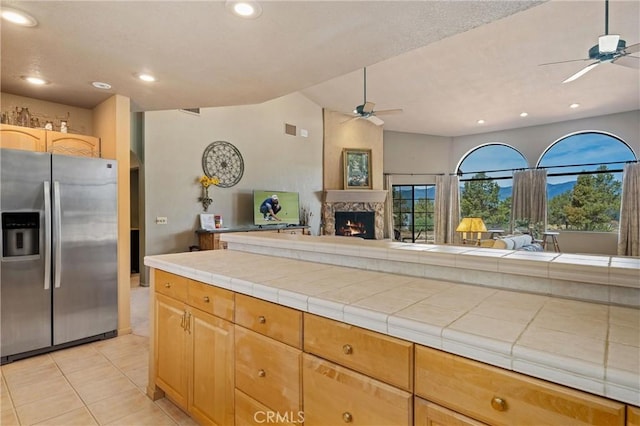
[253,190,300,226]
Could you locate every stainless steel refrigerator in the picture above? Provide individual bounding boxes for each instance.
[1,148,118,363]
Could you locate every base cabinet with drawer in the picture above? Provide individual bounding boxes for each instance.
[151,269,636,426]
[415,345,626,426]
[234,294,303,424]
[153,270,235,426]
[415,398,487,426]
[303,353,413,426]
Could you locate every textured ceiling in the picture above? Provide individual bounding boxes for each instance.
[1,0,638,137]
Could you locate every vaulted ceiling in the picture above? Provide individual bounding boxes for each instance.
[2,0,638,137]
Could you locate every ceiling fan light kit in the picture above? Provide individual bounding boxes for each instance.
[598,34,621,53]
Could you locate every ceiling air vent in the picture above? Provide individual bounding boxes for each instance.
[179,108,200,115]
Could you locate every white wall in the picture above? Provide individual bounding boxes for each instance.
[383,131,452,185]
[144,92,323,256]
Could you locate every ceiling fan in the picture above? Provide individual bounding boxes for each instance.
[343,67,402,126]
[540,0,639,83]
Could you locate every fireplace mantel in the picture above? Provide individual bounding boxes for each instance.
[324,190,387,203]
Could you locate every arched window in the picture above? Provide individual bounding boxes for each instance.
[457,143,528,229]
[538,132,637,232]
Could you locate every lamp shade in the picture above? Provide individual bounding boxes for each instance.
[456,217,487,233]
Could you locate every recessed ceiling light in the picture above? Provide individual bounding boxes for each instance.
[520,112,528,117]
[21,75,49,85]
[137,73,156,82]
[570,103,580,109]
[92,81,112,90]
[226,0,262,18]
[1,7,37,27]
[477,119,485,124]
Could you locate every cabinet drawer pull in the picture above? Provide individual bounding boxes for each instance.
[491,396,507,412]
[342,412,353,423]
[203,296,210,303]
[342,344,353,355]
[164,283,171,288]
[258,369,266,378]
[258,315,266,324]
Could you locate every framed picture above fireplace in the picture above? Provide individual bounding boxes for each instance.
[343,148,372,189]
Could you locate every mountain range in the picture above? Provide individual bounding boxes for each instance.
[401,181,576,201]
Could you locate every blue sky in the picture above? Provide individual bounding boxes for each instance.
[459,135,636,185]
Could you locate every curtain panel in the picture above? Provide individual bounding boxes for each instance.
[435,175,460,244]
[618,163,640,256]
[511,169,547,232]
[384,174,394,240]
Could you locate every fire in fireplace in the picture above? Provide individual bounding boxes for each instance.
[334,211,375,239]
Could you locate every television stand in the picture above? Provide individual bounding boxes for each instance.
[195,225,310,250]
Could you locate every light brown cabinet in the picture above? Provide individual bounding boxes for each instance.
[154,293,189,408]
[152,269,636,426]
[303,353,413,426]
[0,124,99,157]
[45,129,100,157]
[415,345,625,426]
[0,124,46,151]
[235,326,302,414]
[189,308,234,426]
[153,271,235,426]
[235,293,302,348]
[415,398,487,426]
[629,406,640,426]
[304,313,413,391]
[234,294,303,424]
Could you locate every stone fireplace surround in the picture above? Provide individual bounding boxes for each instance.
[322,190,387,239]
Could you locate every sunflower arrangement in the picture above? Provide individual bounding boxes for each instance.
[199,175,220,188]
[197,175,219,211]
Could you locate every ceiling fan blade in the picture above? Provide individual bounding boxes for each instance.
[366,115,384,126]
[562,62,600,83]
[623,42,640,54]
[341,116,361,125]
[539,58,590,66]
[374,108,403,116]
[612,55,640,69]
[362,101,375,114]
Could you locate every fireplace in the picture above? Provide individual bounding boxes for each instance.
[322,190,387,239]
[335,211,375,239]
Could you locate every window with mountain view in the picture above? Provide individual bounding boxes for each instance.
[392,185,435,243]
[538,132,636,232]
[457,144,528,230]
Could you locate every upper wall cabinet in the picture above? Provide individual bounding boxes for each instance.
[0,124,100,157]
[46,130,100,157]
[0,124,46,152]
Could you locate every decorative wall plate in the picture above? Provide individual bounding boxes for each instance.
[201,141,244,188]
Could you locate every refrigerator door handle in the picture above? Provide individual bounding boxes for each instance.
[44,181,51,290]
[53,181,62,289]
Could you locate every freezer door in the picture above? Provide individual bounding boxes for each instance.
[52,155,118,345]
[0,149,52,358]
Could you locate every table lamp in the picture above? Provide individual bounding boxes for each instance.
[456,217,487,245]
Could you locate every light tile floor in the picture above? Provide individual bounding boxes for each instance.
[0,275,197,426]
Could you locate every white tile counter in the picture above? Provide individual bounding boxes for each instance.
[220,232,640,308]
[145,245,640,406]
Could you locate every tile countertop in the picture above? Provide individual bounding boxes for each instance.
[220,232,640,308]
[144,249,640,407]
